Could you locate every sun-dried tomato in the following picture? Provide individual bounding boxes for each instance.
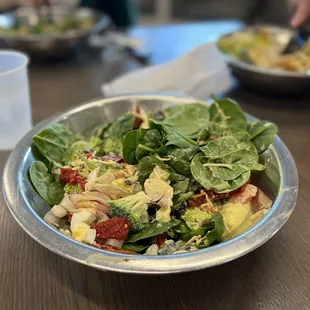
[60,168,86,191]
[187,195,207,208]
[207,185,247,201]
[95,217,130,241]
[156,232,167,248]
[60,168,78,184]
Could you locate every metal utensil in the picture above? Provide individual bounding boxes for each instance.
[2,93,298,274]
[282,28,306,54]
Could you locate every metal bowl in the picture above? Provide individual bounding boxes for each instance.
[2,94,298,274]
[218,25,310,95]
[0,6,110,59]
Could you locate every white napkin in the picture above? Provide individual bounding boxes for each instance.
[101,42,233,100]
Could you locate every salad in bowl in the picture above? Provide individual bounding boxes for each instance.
[29,97,278,256]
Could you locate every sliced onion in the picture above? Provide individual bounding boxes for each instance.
[105,239,124,249]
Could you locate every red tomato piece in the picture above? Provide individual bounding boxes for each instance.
[156,232,167,248]
[95,217,130,241]
[60,168,86,191]
[187,194,207,208]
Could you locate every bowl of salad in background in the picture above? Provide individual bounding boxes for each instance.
[217,25,310,95]
[0,6,110,59]
[2,94,298,274]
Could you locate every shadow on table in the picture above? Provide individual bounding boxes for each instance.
[48,241,275,310]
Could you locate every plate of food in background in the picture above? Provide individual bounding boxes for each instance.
[0,5,110,59]
[217,25,310,95]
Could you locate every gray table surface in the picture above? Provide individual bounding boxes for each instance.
[1,20,310,310]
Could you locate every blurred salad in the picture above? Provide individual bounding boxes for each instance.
[29,97,277,255]
[218,28,310,73]
[0,16,95,35]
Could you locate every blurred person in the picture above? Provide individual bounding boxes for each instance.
[0,0,137,29]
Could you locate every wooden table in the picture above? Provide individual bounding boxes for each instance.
[1,21,310,310]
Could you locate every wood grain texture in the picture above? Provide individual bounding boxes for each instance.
[1,22,310,310]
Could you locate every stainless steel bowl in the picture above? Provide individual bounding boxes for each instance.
[2,94,298,274]
[218,25,310,95]
[0,6,110,59]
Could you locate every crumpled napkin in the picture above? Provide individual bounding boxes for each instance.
[101,42,233,100]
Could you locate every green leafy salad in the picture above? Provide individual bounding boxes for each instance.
[29,97,277,255]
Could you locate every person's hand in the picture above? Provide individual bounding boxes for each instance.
[290,0,310,27]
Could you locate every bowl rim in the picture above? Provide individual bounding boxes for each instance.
[2,93,299,274]
[217,24,310,78]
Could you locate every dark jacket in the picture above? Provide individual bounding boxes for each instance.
[80,0,137,28]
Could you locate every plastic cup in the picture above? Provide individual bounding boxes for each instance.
[0,51,32,150]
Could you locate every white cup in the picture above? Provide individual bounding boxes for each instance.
[0,51,32,150]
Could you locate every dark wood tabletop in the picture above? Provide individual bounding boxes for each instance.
[1,21,310,310]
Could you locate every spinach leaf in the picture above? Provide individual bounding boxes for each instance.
[163,103,210,138]
[172,192,194,205]
[31,145,51,169]
[210,98,247,130]
[199,214,225,247]
[191,153,251,193]
[97,121,112,139]
[135,129,165,161]
[29,161,54,205]
[126,219,180,243]
[100,113,136,155]
[191,153,230,192]
[253,163,265,171]
[166,146,198,162]
[137,155,175,184]
[102,113,136,140]
[150,120,197,148]
[169,173,187,182]
[172,179,190,194]
[198,123,250,144]
[247,121,278,154]
[200,136,250,160]
[202,141,259,181]
[182,228,207,242]
[168,158,191,176]
[122,243,150,253]
[173,222,191,234]
[33,124,74,165]
[222,171,251,193]
[48,182,64,205]
[123,129,144,164]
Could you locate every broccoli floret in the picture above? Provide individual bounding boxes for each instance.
[102,139,123,155]
[89,136,103,154]
[182,208,212,231]
[108,192,151,231]
[64,183,82,194]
